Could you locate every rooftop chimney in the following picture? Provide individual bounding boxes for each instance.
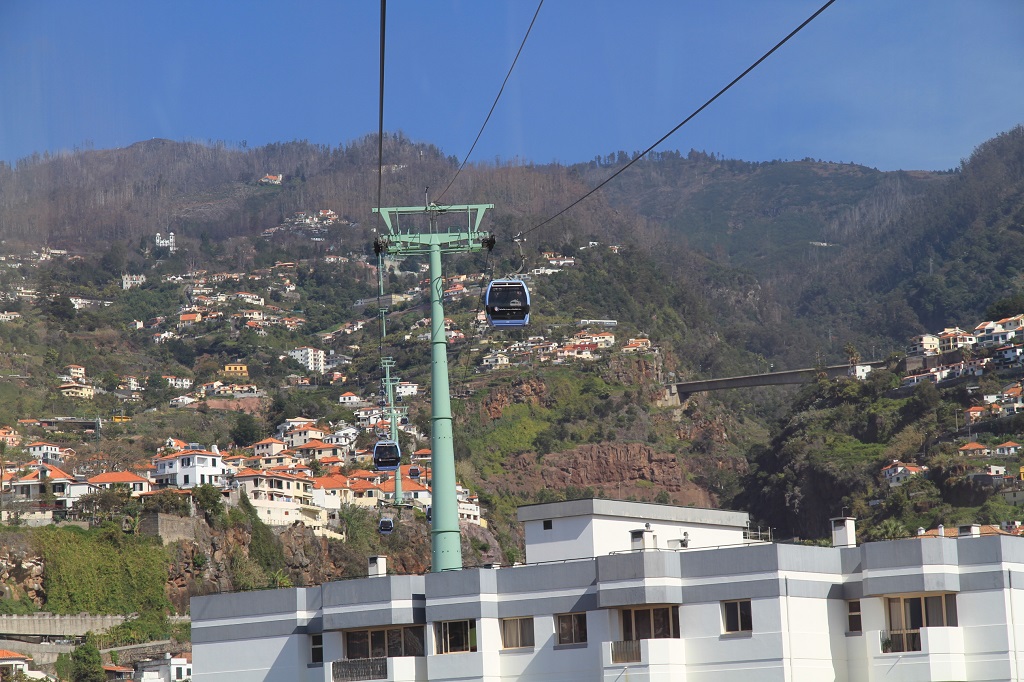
[630,528,656,551]
[830,517,856,548]
[368,555,387,577]
[959,524,981,538]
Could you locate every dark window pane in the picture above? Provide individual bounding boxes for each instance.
[671,606,679,638]
[346,631,369,660]
[653,608,670,638]
[520,619,534,647]
[635,609,652,640]
[739,600,752,631]
[623,610,633,641]
[387,628,404,657]
[575,613,588,643]
[404,627,424,657]
[557,615,573,645]
[370,630,386,658]
[925,596,944,627]
[945,594,958,627]
[905,598,923,630]
[725,602,739,632]
[848,614,862,632]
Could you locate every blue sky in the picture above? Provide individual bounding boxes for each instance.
[1,1,1022,171]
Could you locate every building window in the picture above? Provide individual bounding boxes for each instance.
[183,475,189,485]
[556,613,588,645]
[500,617,534,649]
[847,600,862,633]
[311,633,323,663]
[621,606,680,640]
[435,620,477,654]
[723,600,752,633]
[542,519,553,530]
[885,594,958,653]
[345,626,425,659]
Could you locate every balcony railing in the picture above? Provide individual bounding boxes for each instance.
[883,629,922,653]
[610,639,642,664]
[332,657,387,681]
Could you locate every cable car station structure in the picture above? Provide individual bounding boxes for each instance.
[371,202,493,573]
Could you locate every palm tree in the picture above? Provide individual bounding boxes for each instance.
[844,343,861,366]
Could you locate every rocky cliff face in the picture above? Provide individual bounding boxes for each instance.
[166,517,507,612]
[480,377,551,420]
[502,442,715,507]
[0,534,45,607]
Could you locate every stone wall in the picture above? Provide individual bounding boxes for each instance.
[138,513,199,545]
[0,613,126,636]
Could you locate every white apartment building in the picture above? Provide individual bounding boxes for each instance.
[230,469,323,530]
[153,449,225,488]
[289,346,327,374]
[193,499,1024,682]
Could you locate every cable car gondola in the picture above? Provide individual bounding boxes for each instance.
[373,439,401,471]
[485,279,530,327]
[378,517,394,535]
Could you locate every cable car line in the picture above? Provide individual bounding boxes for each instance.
[436,0,544,203]
[517,0,838,240]
[373,0,387,233]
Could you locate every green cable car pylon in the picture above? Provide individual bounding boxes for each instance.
[372,202,492,572]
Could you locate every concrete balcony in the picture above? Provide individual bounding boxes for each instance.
[327,657,426,682]
[602,638,685,681]
[869,628,966,681]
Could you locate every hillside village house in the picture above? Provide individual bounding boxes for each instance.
[222,363,249,379]
[284,424,326,448]
[881,460,928,487]
[907,334,940,357]
[253,437,286,459]
[25,442,72,464]
[230,468,323,529]
[153,449,226,488]
[87,471,152,495]
[958,442,992,457]
[0,427,21,448]
[338,392,363,406]
[289,346,327,374]
[0,650,32,677]
[12,462,93,509]
[196,500,1024,682]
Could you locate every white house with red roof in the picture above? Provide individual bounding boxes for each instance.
[379,476,432,507]
[337,391,363,405]
[396,382,419,397]
[312,474,353,523]
[0,649,32,677]
[252,437,286,458]
[87,471,152,495]
[355,407,383,429]
[996,441,1022,457]
[12,462,93,509]
[283,424,326,449]
[881,460,929,487]
[24,441,71,464]
[958,442,992,457]
[153,449,225,488]
[292,439,346,461]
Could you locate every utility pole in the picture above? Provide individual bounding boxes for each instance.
[373,202,492,572]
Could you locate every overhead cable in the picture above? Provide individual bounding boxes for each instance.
[521,0,838,238]
[374,0,387,231]
[436,0,545,202]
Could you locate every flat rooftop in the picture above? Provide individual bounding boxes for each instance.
[517,498,750,527]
